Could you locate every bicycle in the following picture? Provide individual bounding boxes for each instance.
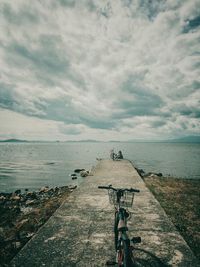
[98,185,141,267]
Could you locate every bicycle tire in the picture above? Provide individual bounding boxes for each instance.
[114,212,118,251]
[122,240,134,267]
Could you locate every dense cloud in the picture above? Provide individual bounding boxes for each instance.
[0,0,200,140]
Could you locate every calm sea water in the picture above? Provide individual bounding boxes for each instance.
[0,142,200,192]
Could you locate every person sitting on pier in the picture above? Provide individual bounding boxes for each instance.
[117,150,123,159]
[110,149,115,160]
[110,149,123,160]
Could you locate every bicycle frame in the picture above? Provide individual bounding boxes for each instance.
[115,193,128,239]
[115,207,129,237]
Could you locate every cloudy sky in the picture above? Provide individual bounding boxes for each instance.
[0,0,200,141]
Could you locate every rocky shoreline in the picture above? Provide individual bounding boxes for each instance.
[135,166,163,178]
[0,185,77,266]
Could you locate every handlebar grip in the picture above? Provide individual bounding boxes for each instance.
[132,189,140,193]
[98,186,110,189]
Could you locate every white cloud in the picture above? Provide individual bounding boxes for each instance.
[0,0,199,140]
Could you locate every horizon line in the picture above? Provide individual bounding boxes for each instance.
[1,136,200,143]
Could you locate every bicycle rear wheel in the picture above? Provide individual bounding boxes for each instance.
[114,211,118,251]
[122,240,134,267]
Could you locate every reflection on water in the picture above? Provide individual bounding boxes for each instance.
[0,142,200,192]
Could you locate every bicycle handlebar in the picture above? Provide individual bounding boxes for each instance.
[98,185,140,193]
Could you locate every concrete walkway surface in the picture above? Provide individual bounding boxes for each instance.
[11,159,199,267]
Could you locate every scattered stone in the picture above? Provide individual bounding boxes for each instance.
[18,231,29,240]
[16,219,29,230]
[135,167,145,177]
[26,191,37,199]
[96,158,102,161]
[145,172,163,178]
[72,176,77,180]
[71,174,77,177]
[138,168,145,175]
[11,195,21,201]
[68,185,77,190]
[74,168,85,173]
[20,206,33,214]
[15,189,21,195]
[25,200,38,206]
[15,241,21,249]
[0,195,6,201]
[135,166,163,179]
[54,187,59,193]
[39,187,49,193]
[80,170,90,177]
[26,232,34,238]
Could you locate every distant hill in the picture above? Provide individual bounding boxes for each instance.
[167,136,200,143]
[1,136,200,143]
[75,139,101,142]
[0,139,102,143]
[64,139,102,143]
[0,139,28,143]
[123,136,200,143]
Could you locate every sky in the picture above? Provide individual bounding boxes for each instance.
[0,0,200,141]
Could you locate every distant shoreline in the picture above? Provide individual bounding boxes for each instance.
[1,137,200,143]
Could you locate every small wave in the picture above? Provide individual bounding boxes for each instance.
[0,168,15,174]
[44,162,56,165]
[0,174,12,178]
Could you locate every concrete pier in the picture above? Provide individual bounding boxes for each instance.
[11,159,199,267]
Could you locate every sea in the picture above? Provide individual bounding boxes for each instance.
[0,142,200,192]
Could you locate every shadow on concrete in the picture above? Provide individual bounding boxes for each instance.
[134,247,169,267]
[106,247,169,267]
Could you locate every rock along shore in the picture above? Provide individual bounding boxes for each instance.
[0,185,77,266]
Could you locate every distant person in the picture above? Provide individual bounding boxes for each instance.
[110,149,115,160]
[117,150,123,159]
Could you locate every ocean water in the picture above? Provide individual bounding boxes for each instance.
[0,142,200,192]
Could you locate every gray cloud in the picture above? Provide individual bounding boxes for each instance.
[5,36,69,75]
[0,82,15,109]
[151,120,166,128]
[113,76,164,118]
[0,81,47,116]
[0,0,200,140]
[183,16,200,33]
[58,0,76,8]
[173,104,200,119]
[2,3,39,25]
[138,0,166,20]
